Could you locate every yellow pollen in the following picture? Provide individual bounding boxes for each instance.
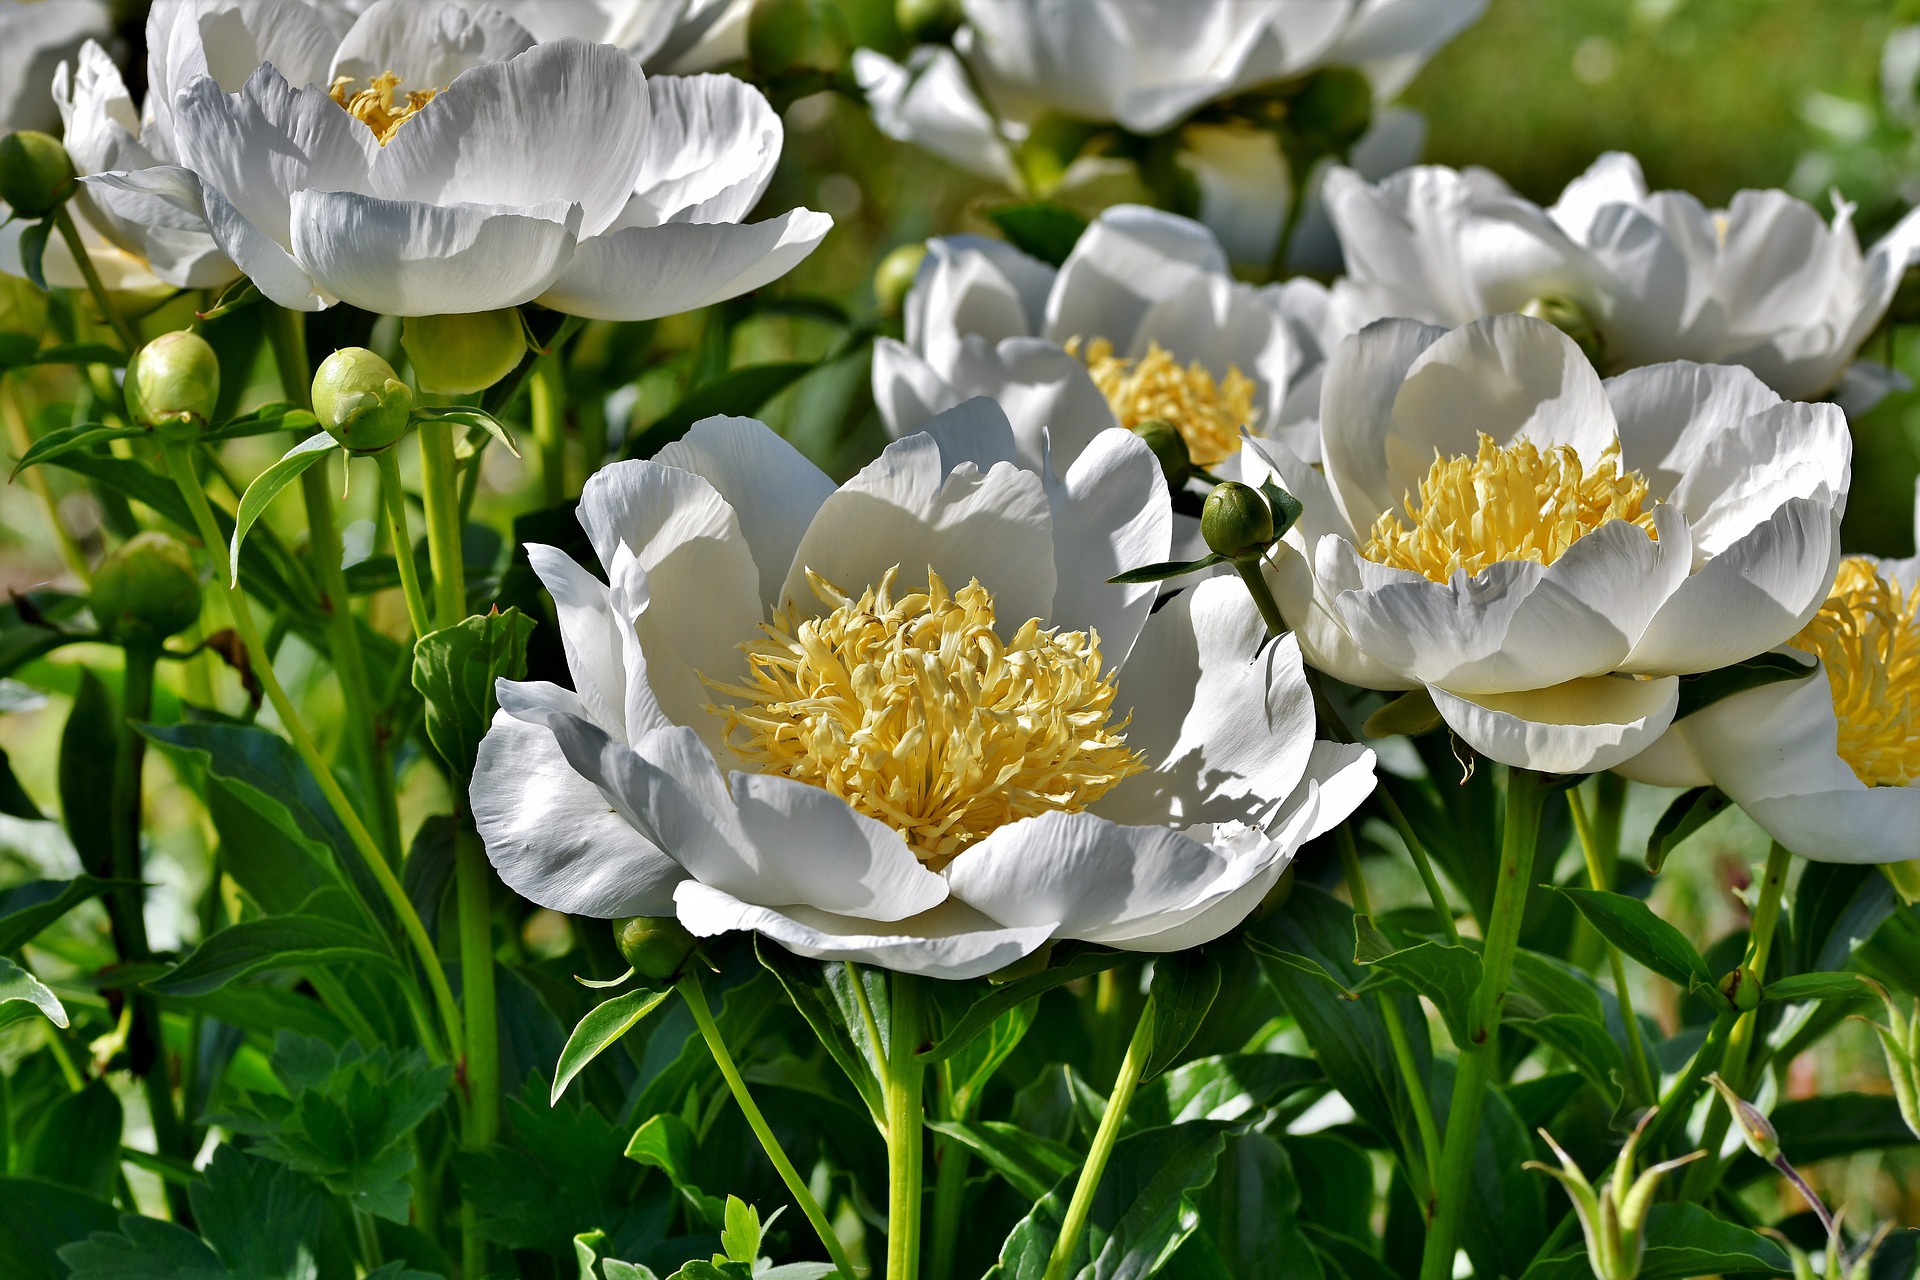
[703,567,1145,867]
[328,70,438,144]
[1362,433,1658,582]
[1790,556,1920,788]
[1068,337,1256,468]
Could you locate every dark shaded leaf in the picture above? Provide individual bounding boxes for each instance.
[1553,887,1714,991]
[1517,1202,1789,1280]
[149,889,392,996]
[1673,651,1815,721]
[8,422,146,477]
[920,944,1138,1063]
[17,1080,120,1198]
[0,875,122,952]
[1761,971,1875,1005]
[623,363,814,460]
[1352,916,1480,1046]
[1645,786,1731,873]
[927,1120,1078,1202]
[984,202,1090,267]
[1108,554,1226,585]
[0,1178,119,1280]
[1143,951,1221,1081]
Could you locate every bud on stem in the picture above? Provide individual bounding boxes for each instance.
[313,347,415,454]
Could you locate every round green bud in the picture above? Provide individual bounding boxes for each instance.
[91,532,202,648]
[400,310,525,395]
[1202,481,1274,561]
[312,346,415,454]
[613,915,700,983]
[873,242,927,319]
[748,0,852,88]
[1286,68,1372,156]
[0,130,78,218]
[1720,965,1763,1013]
[126,331,221,441]
[1132,418,1193,489]
[895,0,961,43]
[0,273,48,367]
[1521,295,1605,369]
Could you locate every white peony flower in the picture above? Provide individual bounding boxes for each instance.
[1322,151,1920,404]
[68,0,829,317]
[1619,489,1920,863]
[1,0,112,134]
[472,401,1374,979]
[853,0,1483,265]
[1253,313,1850,775]
[875,204,1332,479]
[496,0,749,74]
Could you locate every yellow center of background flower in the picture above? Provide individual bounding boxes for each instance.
[1068,337,1255,468]
[1790,556,1920,788]
[329,70,438,145]
[704,566,1143,867]
[1363,433,1658,582]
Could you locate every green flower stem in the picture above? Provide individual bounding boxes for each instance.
[373,448,432,638]
[1339,826,1442,1198]
[1418,766,1548,1280]
[1681,840,1793,1199]
[416,416,466,629]
[1568,784,1658,1106]
[1640,1007,1737,1158]
[925,1073,970,1280]
[886,971,928,1280]
[1041,992,1154,1280]
[1230,555,1288,639]
[530,354,566,506]
[1376,786,1460,946]
[679,971,857,1278]
[159,441,461,1064]
[51,206,140,351]
[1,376,90,581]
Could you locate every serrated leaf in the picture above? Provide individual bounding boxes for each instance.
[983,201,1089,267]
[1108,553,1226,585]
[0,954,67,1028]
[719,1196,760,1265]
[229,434,338,582]
[551,987,669,1104]
[1645,786,1731,873]
[7,422,145,478]
[149,888,392,996]
[0,875,125,952]
[411,608,535,783]
[1553,887,1714,991]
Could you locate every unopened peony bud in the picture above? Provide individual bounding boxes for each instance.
[400,310,525,395]
[91,532,202,649]
[0,273,48,366]
[1202,481,1274,561]
[1720,965,1762,1012]
[0,130,77,218]
[873,242,927,319]
[1132,419,1194,490]
[614,915,699,983]
[1705,1073,1779,1162]
[1522,294,1605,369]
[127,331,220,440]
[1527,1110,1702,1280]
[313,347,414,454]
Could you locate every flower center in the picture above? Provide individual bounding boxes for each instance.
[1068,337,1256,468]
[704,566,1144,866]
[328,70,438,145]
[1789,556,1920,788]
[1362,433,1658,582]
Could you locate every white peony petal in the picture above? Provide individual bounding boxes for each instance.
[675,882,1053,981]
[1044,427,1173,668]
[146,0,351,152]
[652,415,837,608]
[1316,316,1448,534]
[781,431,1057,628]
[289,189,580,316]
[1043,205,1229,349]
[936,337,1118,471]
[1429,674,1680,775]
[78,166,235,289]
[525,544,630,740]
[369,39,650,238]
[1603,360,1783,495]
[191,170,330,310]
[472,707,684,918]
[1547,151,1650,243]
[329,0,535,91]
[626,73,782,226]
[910,234,1051,370]
[536,208,832,322]
[852,45,1019,187]
[872,336,965,440]
[1665,400,1849,556]
[726,772,949,920]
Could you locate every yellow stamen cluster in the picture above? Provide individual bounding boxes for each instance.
[1069,337,1256,467]
[1790,556,1920,788]
[705,567,1144,866]
[329,70,438,145]
[1363,433,1658,582]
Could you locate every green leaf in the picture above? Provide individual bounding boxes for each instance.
[983,201,1090,267]
[18,219,51,291]
[1517,1202,1788,1280]
[8,422,146,478]
[149,888,392,997]
[0,955,67,1028]
[463,1079,648,1257]
[204,402,318,441]
[17,1080,119,1198]
[934,998,1036,1121]
[551,987,670,1104]
[1644,786,1732,873]
[26,342,125,369]
[411,608,536,783]
[1761,971,1875,1005]
[414,405,520,458]
[719,1197,760,1265]
[0,746,43,819]
[624,1113,725,1228]
[58,670,118,880]
[1142,951,1221,1081]
[0,875,123,953]
[1553,887,1714,991]
[1130,1054,1323,1128]
[0,590,87,680]
[1185,1132,1318,1280]
[1673,651,1815,722]
[756,940,887,1126]
[927,1120,1080,1202]
[229,434,338,582]
[623,362,815,459]
[1351,917,1481,1046]
[986,1120,1234,1280]
[1107,553,1225,585]
[920,944,1139,1062]
[1254,479,1305,540]
[57,1217,226,1280]
[195,276,260,321]
[0,1178,118,1280]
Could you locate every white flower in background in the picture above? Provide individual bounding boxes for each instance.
[472,401,1373,979]
[497,0,749,73]
[876,205,1332,482]
[64,0,827,317]
[1252,314,1849,775]
[1620,489,1920,862]
[1,0,111,134]
[853,0,1484,266]
[1323,151,1920,405]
